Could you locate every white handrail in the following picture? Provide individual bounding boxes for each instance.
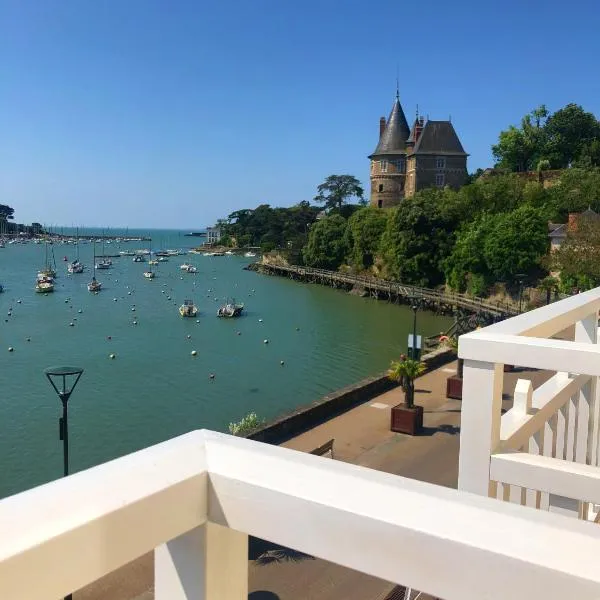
[2,430,600,599]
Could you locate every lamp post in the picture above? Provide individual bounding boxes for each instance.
[515,273,526,313]
[45,366,84,478]
[410,301,419,360]
[44,366,83,600]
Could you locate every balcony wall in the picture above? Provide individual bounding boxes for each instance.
[1,428,600,599]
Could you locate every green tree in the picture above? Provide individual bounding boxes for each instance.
[0,204,15,221]
[388,357,426,409]
[344,207,387,270]
[302,214,348,270]
[544,104,600,168]
[492,105,549,171]
[483,205,548,283]
[314,175,364,211]
[379,191,456,286]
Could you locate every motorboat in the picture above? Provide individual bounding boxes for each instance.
[95,258,111,269]
[143,270,155,279]
[180,263,192,270]
[68,260,84,274]
[35,277,54,293]
[157,256,168,262]
[133,255,145,263]
[179,299,198,318]
[185,265,197,273]
[244,252,256,258]
[148,259,159,266]
[217,299,244,318]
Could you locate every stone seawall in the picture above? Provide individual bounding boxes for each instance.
[246,346,455,445]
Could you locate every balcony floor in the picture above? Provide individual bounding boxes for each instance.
[73,361,549,600]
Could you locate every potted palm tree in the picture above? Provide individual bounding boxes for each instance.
[388,356,426,435]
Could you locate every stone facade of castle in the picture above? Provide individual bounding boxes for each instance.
[369,94,468,208]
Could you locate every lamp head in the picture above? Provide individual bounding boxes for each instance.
[44,366,84,401]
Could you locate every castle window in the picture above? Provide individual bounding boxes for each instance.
[378,199,383,208]
[380,160,388,173]
[378,184,384,192]
[436,157,446,169]
[435,173,445,187]
[393,159,405,173]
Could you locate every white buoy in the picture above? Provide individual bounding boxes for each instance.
[26,337,30,342]
[280,360,285,365]
[162,290,165,294]
[258,318,263,323]
[8,347,14,352]
[69,322,74,327]
[127,291,132,295]
[113,298,118,302]
[187,335,191,339]
[131,307,136,312]
[78,309,83,313]
[109,353,116,359]
[263,339,269,344]
[17,299,21,304]
[191,350,197,356]
[196,319,200,323]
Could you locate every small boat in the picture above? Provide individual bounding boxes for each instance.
[225,250,233,255]
[87,277,102,292]
[63,256,68,261]
[133,255,145,263]
[119,250,135,256]
[217,299,244,318]
[143,270,155,279]
[157,256,168,262]
[148,259,159,266]
[244,252,256,258]
[68,260,84,274]
[35,277,54,293]
[180,263,192,270]
[38,268,56,280]
[186,265,197,273]
[179,299,198,318]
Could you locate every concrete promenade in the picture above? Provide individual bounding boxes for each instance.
[75,361,547,600]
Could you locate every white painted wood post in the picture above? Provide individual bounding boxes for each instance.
[155,523,248,600]
[458,359,504,496]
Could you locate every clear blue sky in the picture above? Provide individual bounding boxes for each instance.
[2,0,599,229]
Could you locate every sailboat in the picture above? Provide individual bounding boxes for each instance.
[96,230,111,269]
[38,238,57,280]
[143,237,155,278]
[88,241,102,292]
[68,228,84,273]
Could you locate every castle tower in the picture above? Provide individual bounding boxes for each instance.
[368,94,410,208]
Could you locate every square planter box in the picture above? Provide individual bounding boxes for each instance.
[446,376,463,400]
[390,404,423,435]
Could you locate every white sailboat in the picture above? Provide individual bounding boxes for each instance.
[67,228,84,273]
[88,241,102,292]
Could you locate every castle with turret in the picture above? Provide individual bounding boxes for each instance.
[369,93,468,208]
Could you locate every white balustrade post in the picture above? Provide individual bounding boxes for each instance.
[155,523,248,600]
[458,359,504,496]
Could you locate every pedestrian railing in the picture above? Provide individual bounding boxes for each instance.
[459,287,600,521]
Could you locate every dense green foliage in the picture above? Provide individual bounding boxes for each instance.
[221,201,320,251]
[0,204,14,221]
[344,207,387,270]
[493,104,600,171]
[302,214,349,270]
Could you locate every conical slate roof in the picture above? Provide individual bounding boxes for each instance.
[370,96,410,157]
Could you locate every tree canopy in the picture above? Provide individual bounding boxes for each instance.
[493,104,600,171]
[302,214,349,270]
[314,175,365,211]
[0,205,14,221]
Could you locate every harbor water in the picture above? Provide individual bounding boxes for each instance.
[0,229,451,498]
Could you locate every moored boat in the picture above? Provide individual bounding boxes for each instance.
[133,255,145,263]
[185,265,197,273]
[35,276,54,293]
[180,263,192,270]
[244,252,256,258]
[179,299,198,318]
[217,299,244,318]
[68,260,84,274]
[143,270,155,279]
[87,277,102,292]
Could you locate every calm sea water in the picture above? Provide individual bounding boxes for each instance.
[0,228,451,498]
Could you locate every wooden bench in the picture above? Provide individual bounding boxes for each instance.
[309,439,334,458]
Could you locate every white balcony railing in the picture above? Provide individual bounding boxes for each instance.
[459,287,600,519]
[1,429,600,600]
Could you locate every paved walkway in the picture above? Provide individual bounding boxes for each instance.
[75,362,546,600]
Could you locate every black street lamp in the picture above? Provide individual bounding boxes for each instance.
[515,273,527,313]
[44,366,84,478]
[45,366,83,600]
[410,301,420,360]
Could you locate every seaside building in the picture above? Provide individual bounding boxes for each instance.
[369,92,468,208]
[206,226,221,244]
[3,289,600,598]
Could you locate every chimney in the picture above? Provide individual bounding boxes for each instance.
[568,213,578,232]
[414,117,425,143]
[379,117,386,138]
